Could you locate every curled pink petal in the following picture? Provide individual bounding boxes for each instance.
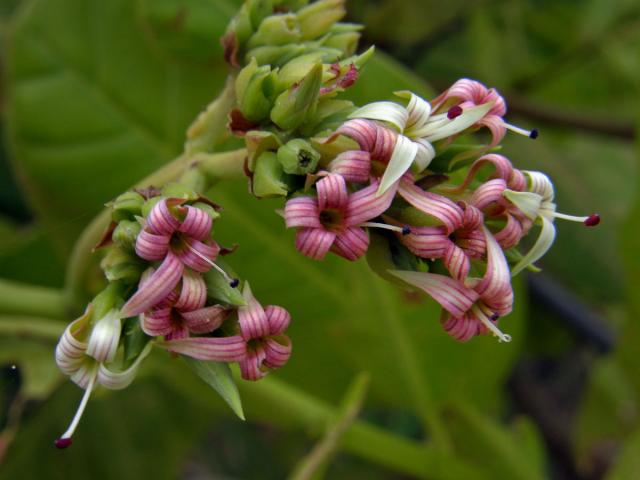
[398,178,464,234]
[295,228,336,260]
[178,206,213,241]
[141,307,174,337]
[175,239,220,273]
[239,344,268,381]
[454,154,515,192]
[165,325,189,341]
[317,174,349,212]
[121,252,184,318]
[181,306,229,334]
[470,178,507,210]
[328,150,371,184]
[238,285,270,341]
[345,179,398,226]
[461,203,483,230]
[508,169,527,191]
[444,243,470,281]
[443,314,479,342]
[174,270,207,312]
[158,336,247,362]
[370,124,397,162]
[147,199,181,235]
[265,305,291,335]
[284,197,322,229]
[475,227,513,304]
[479,115,507,147]
[263,336,292,369]
[135,229,170,261]
[493,214,524,250]
[331,226,369,261]
[334,119,377,151]
[454,228,486,258]
[399,226,449,259]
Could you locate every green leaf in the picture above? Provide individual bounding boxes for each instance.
[183,357,245,420]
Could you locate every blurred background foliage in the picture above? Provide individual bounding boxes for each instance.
[0,0,638,478]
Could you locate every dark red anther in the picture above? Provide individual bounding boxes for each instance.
[447,105,463,120]
[529,128,539,139]
[584,214,600,227]
[402,226,411,236]
[54,438,72,449]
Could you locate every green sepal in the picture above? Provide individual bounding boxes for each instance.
[91,282,126,320]
[111,191,145,222]
[277,139,320,174]
[340,45,374,69]
[248,0,274,30]
[141,196,163,218]
[247,13,300,49]
[245,130,283,171]
[112,220,142,249]
[301,98,354,136]
[297,0,346,40]
[161,182,199,201]
[236,58,280,122]
[100,247,145,285]
[270,63,322,131]
[323,31,360,57]
[204,261,246,306]
[253,151,291,197]
[122,317,152,369]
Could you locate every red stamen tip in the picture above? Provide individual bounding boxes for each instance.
[584,214,600,227]
[447,105,463,120]
[54,438,72,449]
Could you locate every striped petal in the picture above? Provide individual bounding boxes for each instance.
[265,305,291,335]
[479,115,507,147]
[389,270,479,318]
[317,173,349,212]
[121,252,184,318]
[140,307,174,337]
[97,343,152,390]
[398,178,464,234]
[263,336,292,369]
[178,205,213,241]
[55,307,91,376]
[396,90,432,134]
[399,226,449,259]
[442,314,479,343]
[377,134,418,196]
[86,310,122,363]
[455,154,515,191]
[295,227,336,260]
[157,336,247,362]
[181,306,229,334]
[494,214,524,250]
[238,282,270,341]
[285,197,322,228]
[471,178,507,210]
[370,124,397,162]
[135,229,170,261]
[175,238,220,273]
[444,243,470,281]
[413,139,435,172]
[346,179,398,226]
[329,150,371,184]
[174,269,207,312]
[239,344,268,381]
[349,101,408,131]
[511,216,556,277]
[475,226,513,302]
[335,119,377,151]
[147,198,181,235]
[332,227,369,261]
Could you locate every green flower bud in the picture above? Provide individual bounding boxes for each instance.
[141,196,162,219]
[101,247,145,285]
[300,98,354,136]
[248,0,274,30]
[277,139,320,174]
[161,182,199,201]
[204,261,246,306]
[252,151,291,197]
[297,0,346,41]
[245,130,282,171]
[270,63,322,131]
[112,220,142,250]
[278,51,330,86]
[111,192,144,222]
[245,44,306,67]
[340,45,375,70]
[236,58,281,122]
[273,0,309,10]
[323,29,361,57]
[247,13,300,49]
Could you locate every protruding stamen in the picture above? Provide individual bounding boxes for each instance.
[401,226,412,236]
[186,242,235,284]
[503,121,537,139]
[473,305,512,343]
[447,105,463,120]
[56,369,97,448]
[360,222,407,234]
[584,214,600,227]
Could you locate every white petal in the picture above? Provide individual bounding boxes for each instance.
[349,101,408,131]
[377,135,418,196]
[503,190,543,220]
[423,102,494,142]
[511,216,556,276]
[412,139,435,172]
[97,342,153,390]
[86,310,122,363]
[395,90,432,133]
[523,170,555,201]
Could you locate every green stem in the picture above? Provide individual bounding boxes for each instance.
[0,315,66,340]
[63,149,247,310]
[0,279,67,319]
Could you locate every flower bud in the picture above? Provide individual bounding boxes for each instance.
[112,220,142,249]
[277,139,320,174]
[248,0,274,30]
[270,63,322,130]
[236,58,280,122]
[247,13,300,49]
[245,44,306,67]
[111,191,145,222]
[252,151,291,197]
[297,0,346,40]
[278,51,339,86]
[323,24,362,56]
[101,247,144,284]
[161,182,199,201]
[140,196,162,219]
[274,0,309,10]
[245,130,282,171]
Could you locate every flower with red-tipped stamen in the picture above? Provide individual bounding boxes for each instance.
[284,173,398,261]
[391,227,514,343]
[237,283,292,381]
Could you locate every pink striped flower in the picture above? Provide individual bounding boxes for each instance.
[237,284,292,381]
[284,173,398,261]
[431,79,538,146]
[391,227,514,343]
[121,198,221,318]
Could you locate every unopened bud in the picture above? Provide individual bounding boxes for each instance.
[247,13,300,49]
[245,130,282,171]
[141,197,162,219]
[277,139,320,174]
[236,59,280,122]
[270,63,322,130]
[111,192,145,222]
[252,151,291,197]
[101,247,144,284]
[112,220,142,249]
[297,0,346,40]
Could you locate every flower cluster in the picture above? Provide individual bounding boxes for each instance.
[54,184,292,448]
